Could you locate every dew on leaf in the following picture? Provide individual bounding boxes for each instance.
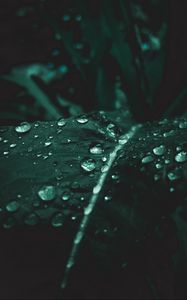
[89,143,103,155]
[104,195,112,202]
[106,123,117,138]
[51,212,64,227]
[57,118,66,127]
[10,143,17,148]
[15,121,31,133]
[62,191,70,201]
[76,115,89,124]
[153,145,166,156]
[44,141,52,147]
[6,200,20,212]
[38,185,56,201]
[179,121,187,129]
[3,151,9,155]
[141,155,154,164]
[156,163,163,169]
[81,158,96,172]
[175,151,187,163]
[163,130,174,137]
[167,171,179,181]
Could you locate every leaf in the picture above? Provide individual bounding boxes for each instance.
[1,113,187,298]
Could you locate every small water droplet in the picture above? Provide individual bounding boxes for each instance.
[62,191,70,201]
[10,143,17,148]
[6,200,20,212]
[163,130,174,137]
[153,145,166,156]
[15,121,31,133]
[51,212,64,227]
[89,143,103,155]
[24,213,39,226]
[175,151,187,163]
[38,185,56,201]
[106,123,117,138]
[104,195,112,202]
[179,121,187,129]
[167,172,179,181]
[155,163,162,169]
[76,115,88,124]
[57,118,66,127]
[3,151,9,155]
[44,141,52,147]
[141,155,154,164]
[81,158,96,172]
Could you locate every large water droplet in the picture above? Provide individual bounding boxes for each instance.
[81,158,96,172]
[15,122,31,133]
[6,200,20,212]
[153,145,166,156]
[51,212,64,227]
[141,155,154,164]
[10,143,17,148]
[57,118,66,127]
[175,151,187,163]
[76,115,88,124]
[89,143,103,155]
[38,185,56,201]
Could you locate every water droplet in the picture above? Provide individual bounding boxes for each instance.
[38,185,56,201]
[104,195,112,202]
[101,164,110,173]
[175,151,187,163]
[179,121,187,129]
[111,173,120,180]
[3,151,9,155]
[44,141,52,147]
[163,130,174,137]
[93,185,101,194]
[57,118,66,127]
[24,213,39,226]
[106,123,117,138]
[153,145,166,156]
[141,155,154,164]
[167,172,179,181]
[89,143,103,155]
[62,191,70,201]
[155,163,162,169]
[81,158,96,172]
[15,122,31,133]
[51,212,64,227]
[6,200,20,212]
[76,115,88,124]
[102,156,107,162]
[10,143,17,148]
